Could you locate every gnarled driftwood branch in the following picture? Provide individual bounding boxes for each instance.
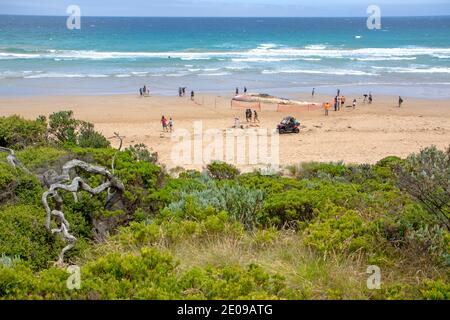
[42,160,125,266]
[0,147,31,174]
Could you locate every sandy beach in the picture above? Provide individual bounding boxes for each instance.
[0,93,449,171]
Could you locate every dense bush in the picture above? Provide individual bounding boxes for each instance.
[77,122,110,149]
[126,143,158,164]
[48,111,79,145]
[302,205,375,255]
[0,138,448,300]
[286,161,350,180]
[0,115,46,149]
[15,146,67,171]
[207,161,240,180]
[165,177,264,229]
[395,146,449,230]
[48,111,110,149]
[261,181,360,227]
[0,205,62,270]
[0,162,43,205]
[0,248,290,300]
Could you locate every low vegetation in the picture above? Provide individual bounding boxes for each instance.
[0,113,448,300]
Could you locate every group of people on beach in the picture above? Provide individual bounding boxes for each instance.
[321,89,405,116]
[363,93,373,104]
[235,87,248,96]
[322,89,358,116]
[178,87,195,100]
[245,108,259,123]
[139,85,150,97]
[161,115,174,133]
[233,107,259,130]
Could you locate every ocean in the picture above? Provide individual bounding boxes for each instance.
[1,15,450,98]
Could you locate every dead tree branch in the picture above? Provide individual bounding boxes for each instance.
[42,160,125,266]
[0,147,31,174]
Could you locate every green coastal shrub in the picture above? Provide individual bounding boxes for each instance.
[420,279,450,300]
[395,146,450,230]
[70,147,165,213]
[302,206,375,255]
[126,143,158,164]
[77,122,110,149]
[0,248,290,300]
[0,205,62,270]
[48,111,110,149]
[0,162,43,205]
[48,111,79,145]
[260,181,360,227]
[179,264,286,300]
[286,161,350,180]
[166,179,264,229]
[207,161,240,180]
[0,115,46,149]
[0,142,449,300]
[0,162,15,192]
[15,146,67,171]
[405,225,449,265]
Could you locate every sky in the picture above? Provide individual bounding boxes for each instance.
[1,0,450,17]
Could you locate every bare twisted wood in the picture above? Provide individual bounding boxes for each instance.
[0,147,31,174]
[41,160,125,266]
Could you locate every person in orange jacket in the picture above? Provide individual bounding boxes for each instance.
[324,102,331,116]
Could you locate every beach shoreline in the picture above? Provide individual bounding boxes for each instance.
[1,92,449,171]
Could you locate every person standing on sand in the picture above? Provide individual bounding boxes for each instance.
[399,96,404,107]
[234,116,241,129]
[254,110,259,123]
[191,91,195,101]
[245,109,251,122]
[334,96,338,111]
[161,116,168,132]
[341,96,346,109]
[324,102,330,116]
[369,93,373,104]
[168,117,174,132]
[353,99,357,109]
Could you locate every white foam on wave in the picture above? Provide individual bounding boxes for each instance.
[198,72,230,76]
[232,57,293,62]
[225,66,247,70]
[304,45,327,50]
[2,47,450,61]
[25,73,84,79]
[0,44,450,62]
[432,54,450,59]
[353,57,417,61]
[373,66,450,74]
[262,69,377,76]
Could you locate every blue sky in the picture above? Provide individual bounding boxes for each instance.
[1,0,450,17]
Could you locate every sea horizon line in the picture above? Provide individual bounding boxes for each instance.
[1,14,450,19]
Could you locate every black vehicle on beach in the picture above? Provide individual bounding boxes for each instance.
[277,116,300,134]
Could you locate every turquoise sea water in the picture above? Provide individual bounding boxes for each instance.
[1,15,450,97]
